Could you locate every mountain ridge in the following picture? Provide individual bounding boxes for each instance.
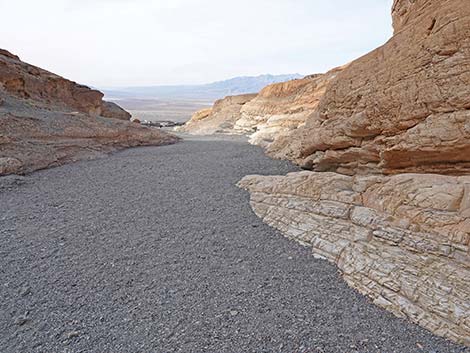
[102,73,303,100]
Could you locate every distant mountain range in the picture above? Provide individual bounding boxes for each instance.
[102,74,303,101]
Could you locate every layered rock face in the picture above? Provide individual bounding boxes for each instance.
[0,49,130,120]
[0,50,178,175]
[239,172,470,345]
[237,0,470,346]
[181,71,342,147]
[235,68,344,147]
[268,0,470,175]
[178,94,256,135]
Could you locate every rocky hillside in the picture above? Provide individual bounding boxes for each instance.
[181,68,344,142]
[185,0,470,346]
[178,94,256,135]
[268,0,470,175]
[236,67,345,147]
[0,50,178,175]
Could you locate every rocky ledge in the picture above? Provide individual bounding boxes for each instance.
[0,50,178,175]
[239,172,470,345]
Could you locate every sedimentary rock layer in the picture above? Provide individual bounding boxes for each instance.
[235,0,470,346]
[236,68,344,147]
[181,70,343,149]
[0,49,178,175]
[268,0,470,175]
[238,172,470,346]
[0,49,130,120]
[178,94,256,135]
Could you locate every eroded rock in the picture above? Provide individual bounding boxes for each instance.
[268,0,470,175]
[235,0,470,346]
[236,68,344,148]
[238,172,470,345]
[0,49,178,176]
[0,49,130,120]
[179,94,256,135]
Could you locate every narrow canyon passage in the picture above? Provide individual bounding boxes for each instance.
[0,136,467,353]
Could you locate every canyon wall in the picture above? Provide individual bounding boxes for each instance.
[178,94,256,135]
[268,0,470,175]
[239,172,470,345]
[0,49,178,175]
[236,0,470,346]
[235,67,344,148]
[0,49,130,120]
[181,70,343,148]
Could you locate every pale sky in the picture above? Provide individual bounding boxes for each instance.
[1,0,394,87]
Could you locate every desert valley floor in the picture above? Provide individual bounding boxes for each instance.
[0,135,468,353]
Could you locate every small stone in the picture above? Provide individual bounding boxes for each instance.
[14,316,29,326]
[66,331,80,339]
[20,286,31,296]
[230,310,239,317]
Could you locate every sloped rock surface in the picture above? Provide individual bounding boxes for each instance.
[237,0,470,346]
[236,68,344,148]
[268,0,470,175]
[178,94,256,135]
[0,49,130,120]
[239,171,470,346]
[0,50,178,175]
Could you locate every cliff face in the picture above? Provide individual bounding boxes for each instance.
[237,0,470,346]
[0,49,130,120]
[178,94,256,135]
[180,70,342,147]
[269,0,470,175]
[239,172,470,345]
[0,50,178,175]
[235,67,344,147]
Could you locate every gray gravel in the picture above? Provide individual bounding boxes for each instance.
[1,135,468,353]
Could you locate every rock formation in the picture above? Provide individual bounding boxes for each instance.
[0,49,131,120]
[0,49,178,175]
[235,68,344,147]
[236,0,470,346]
[180,70,343,147]
[268,0,470,175]
[239,172,470,345]
[178,94,256,135]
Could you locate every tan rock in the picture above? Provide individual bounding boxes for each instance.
[179,94,256,135]
[235,0,470,346]
[268,0,470,175]
[236,68,344,148]
[0,49,178,176]
[0,157,22,175]
[238,171,470,346]
[0,49,130,120]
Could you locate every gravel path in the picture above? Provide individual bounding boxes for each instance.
[1,135,468,353]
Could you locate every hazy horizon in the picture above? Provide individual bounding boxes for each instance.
[100,73,304,90]
[1,0,394,87]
